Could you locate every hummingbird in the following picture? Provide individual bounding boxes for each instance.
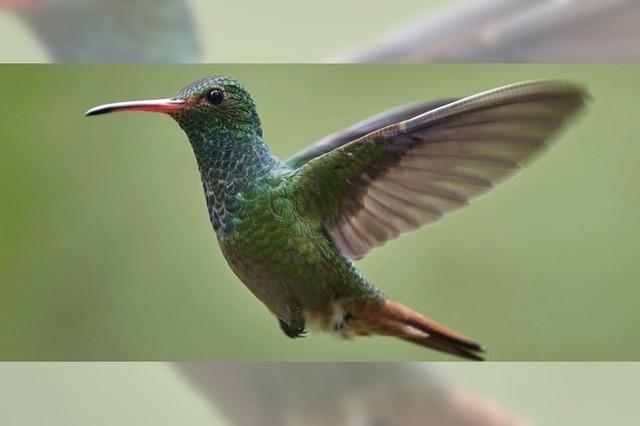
[86,76,587,360]
[0,0,200,62]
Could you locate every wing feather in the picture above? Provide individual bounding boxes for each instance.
[286,99,455,168]
[292,81,588,259]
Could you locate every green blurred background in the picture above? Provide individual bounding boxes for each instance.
[0,363,637,425]
[0,0,458,62]
[0,64,638,361]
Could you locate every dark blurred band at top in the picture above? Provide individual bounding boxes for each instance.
[0,0,638,62]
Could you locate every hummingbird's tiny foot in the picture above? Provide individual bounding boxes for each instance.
[278,318,307,339]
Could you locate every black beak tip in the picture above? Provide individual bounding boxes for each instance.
[84,106,107,117]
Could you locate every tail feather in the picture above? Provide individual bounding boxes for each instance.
[352,299,485,361]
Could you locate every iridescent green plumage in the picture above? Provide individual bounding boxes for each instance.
[86,75,588,360]
[169,77,381,336]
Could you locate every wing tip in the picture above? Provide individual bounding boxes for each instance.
[506,79,592,106]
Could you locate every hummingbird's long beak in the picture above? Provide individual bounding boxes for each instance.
[84,98,186,117]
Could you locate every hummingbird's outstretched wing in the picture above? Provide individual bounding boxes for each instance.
[291,81,588,260]
[286,99,455,169]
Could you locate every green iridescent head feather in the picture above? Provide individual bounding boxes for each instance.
[170,75,263,139]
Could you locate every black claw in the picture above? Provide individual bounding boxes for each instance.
[278,318,306,338]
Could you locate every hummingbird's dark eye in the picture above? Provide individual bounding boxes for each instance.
[206,88,225,106]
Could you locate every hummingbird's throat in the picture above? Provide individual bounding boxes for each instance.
[189,134,280,236]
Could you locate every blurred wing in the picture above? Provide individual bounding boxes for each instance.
[341,0,640,63]
[286,99,454,168]
[292,81,588,260]
[459,0,640,62]
[23,0,201,62]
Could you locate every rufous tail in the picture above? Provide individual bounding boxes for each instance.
[352,299,485,361]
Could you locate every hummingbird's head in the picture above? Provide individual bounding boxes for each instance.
[171,75,263,138]
[85,75,262,139]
